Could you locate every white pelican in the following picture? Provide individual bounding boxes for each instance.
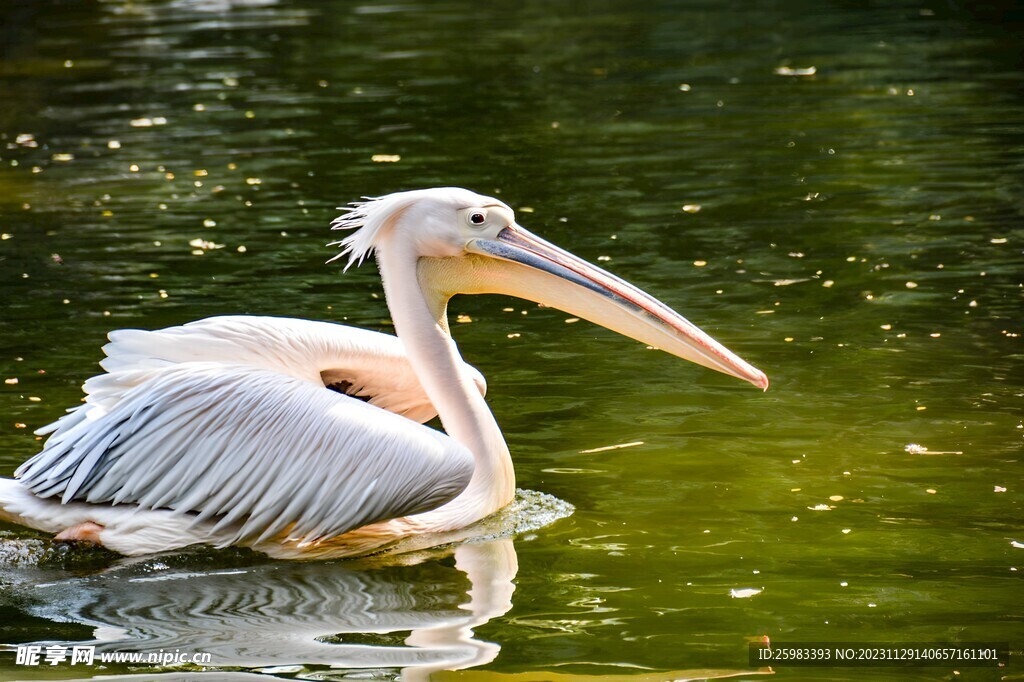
[0,187,767,559]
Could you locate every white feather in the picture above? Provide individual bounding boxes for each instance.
[79,315,484,423]
[10,316,489,549]
[328,187,496,270]
[17,363,473,545]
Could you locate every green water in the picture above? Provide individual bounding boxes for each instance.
[0,0,1021,680]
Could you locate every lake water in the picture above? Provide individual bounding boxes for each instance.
[0,1,1021,680]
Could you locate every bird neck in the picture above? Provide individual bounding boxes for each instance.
[375,244,515,530]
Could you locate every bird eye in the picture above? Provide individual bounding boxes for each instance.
[469,212,486,226]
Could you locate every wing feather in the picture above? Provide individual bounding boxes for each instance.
[84,315,486,424]
[16,362,474,545]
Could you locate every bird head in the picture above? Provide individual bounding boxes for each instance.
[330,187,515,267]
[330,187,768,390]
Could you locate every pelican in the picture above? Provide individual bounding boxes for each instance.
[0,187,767,559]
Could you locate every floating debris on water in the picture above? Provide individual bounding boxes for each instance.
[682,204,701,213]
[730,587,763,599]
[129,117,167,127]
[904,443,963,455]
[371,154,401,163]
[542,467,606,475]
[188,238,225,251]
[579,441,644,454]
[774,66,817,76]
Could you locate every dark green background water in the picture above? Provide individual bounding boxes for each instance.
[0,0,1020,680]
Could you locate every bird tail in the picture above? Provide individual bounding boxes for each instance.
[0,477,63,532]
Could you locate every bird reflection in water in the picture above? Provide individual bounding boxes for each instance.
[7,525,773,680]
[20,538,516,680]
[9,487,578,679]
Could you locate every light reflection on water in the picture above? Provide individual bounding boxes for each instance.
[0,0,1021,679]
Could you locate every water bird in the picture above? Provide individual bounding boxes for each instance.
[0,188,767,558]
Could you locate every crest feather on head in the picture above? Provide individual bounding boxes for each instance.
[328,187,493,270]
[328,194,394,270]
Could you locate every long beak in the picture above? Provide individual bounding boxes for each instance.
[464,225,768,390]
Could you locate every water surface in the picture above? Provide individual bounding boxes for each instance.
[0,0,1021,680]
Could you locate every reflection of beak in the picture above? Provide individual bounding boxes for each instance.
[465,225,769,390]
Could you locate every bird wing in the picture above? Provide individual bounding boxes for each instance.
[81,315,486,424]
[15,362,474,545]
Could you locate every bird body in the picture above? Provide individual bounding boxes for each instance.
[8,316,481,558]
[0,188,767,558]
